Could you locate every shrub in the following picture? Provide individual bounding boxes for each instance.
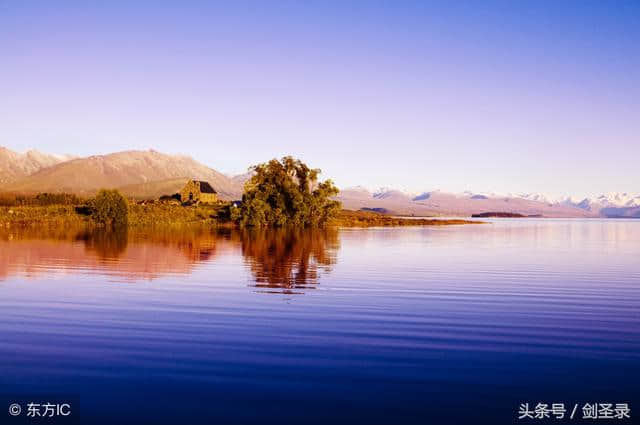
[89,189,129,227]
[0,192,82,207]
[159,193,181,203]
[216,202,243,222]
[35,192,83,206]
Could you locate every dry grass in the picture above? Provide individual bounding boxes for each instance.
[1,201,481,230]
[331,209,482,227]
[128,203,221,227]
[0,205,88,228]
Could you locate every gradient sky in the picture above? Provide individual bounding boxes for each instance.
[1,0,638,198]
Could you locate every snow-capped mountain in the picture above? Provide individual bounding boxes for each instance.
[373,187,415,202]
[594,193,640,207]
[337,187,639,218]
[558,192,640,212]
[506,192,640,210]
[513,193,556,205]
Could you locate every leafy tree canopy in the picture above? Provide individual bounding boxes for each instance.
[89,189,129,227]
[240,157,341,227]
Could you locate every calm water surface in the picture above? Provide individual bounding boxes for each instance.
[1,220,638,424]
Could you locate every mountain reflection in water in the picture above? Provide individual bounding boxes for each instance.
[0,226,339,292]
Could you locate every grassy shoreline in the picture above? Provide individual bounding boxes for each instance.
[331,209,480,227]
[0,204,481,229]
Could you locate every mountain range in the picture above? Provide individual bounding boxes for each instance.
[0,147,637,218]
[338,187,640,218]
[0,148,243,200]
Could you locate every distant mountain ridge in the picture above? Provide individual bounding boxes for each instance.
[514,192,640,217]
[0,148,243,200]
[337,188,639,218]
[558,193,640,218]
[0,147,74,184]
[0,146,635,217]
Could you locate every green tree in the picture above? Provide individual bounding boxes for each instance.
[89,189,129,227]
[240,157,341,227]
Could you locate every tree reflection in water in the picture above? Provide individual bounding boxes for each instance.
[0,225,340,289]
[239,227,339,293]
[76,227,129,259]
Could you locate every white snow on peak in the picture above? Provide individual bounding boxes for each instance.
[513,193,557,204]
[372,187,418,198]
[594,192,640,207]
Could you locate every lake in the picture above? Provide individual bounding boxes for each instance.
[1,220,638,424]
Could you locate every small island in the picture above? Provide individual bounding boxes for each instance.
[471,212,542,218]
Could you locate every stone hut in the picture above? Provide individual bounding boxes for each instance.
[180,180,218,204]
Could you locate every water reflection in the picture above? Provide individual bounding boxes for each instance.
[76,228,129,259]
[0,226,339,290]
[240,227,339,293]
[1,222,639,424]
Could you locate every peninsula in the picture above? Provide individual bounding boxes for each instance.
[1,157,480,229]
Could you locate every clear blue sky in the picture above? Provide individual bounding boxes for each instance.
[1,0,638,198]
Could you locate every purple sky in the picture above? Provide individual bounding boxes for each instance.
[1,1,638,198]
